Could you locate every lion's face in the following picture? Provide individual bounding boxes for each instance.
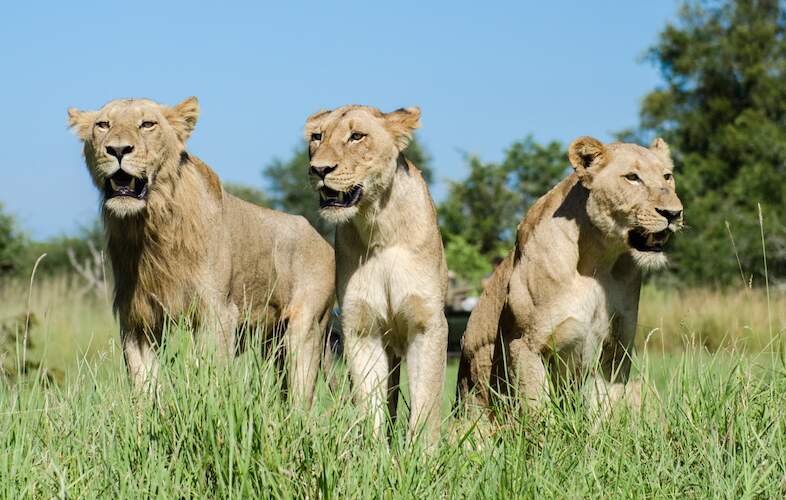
[304,105,420,224]
[68,97,199,218]
[568,136,683,270]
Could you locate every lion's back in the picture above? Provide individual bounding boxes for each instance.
[222,193,335,317]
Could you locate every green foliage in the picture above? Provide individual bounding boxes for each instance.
[0,203,27,276]
[223,182,270,207]
[439,135,568,259]
[443,235,492,293]
[439,155,519,256]
[262,136,434,240]
[503,135,570,208]
[633,0,786,285]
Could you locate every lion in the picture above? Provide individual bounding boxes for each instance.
[304,105,448,443]
[456,136,683,413]
[67,97,335,405]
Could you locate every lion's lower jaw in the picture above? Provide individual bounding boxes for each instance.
[630,249,669,271]
[104,197,146,218]
[319,205,359,225]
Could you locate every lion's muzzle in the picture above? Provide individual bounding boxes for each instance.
[104,169,148,200]
[319,185,363,209]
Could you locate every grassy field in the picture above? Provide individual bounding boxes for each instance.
[1,277,786,497]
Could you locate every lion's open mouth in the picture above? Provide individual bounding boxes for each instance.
[319,185,363,209]
[104,170,148,200]
[628,229,671,253]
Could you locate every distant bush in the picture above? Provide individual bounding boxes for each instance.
[0,203,27,277]
[444,235,492,295]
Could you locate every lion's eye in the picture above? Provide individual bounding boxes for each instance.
[349,132,366,142]
[140,121,157,129]
[311,133,322,141]
[664,172,673,181]
[96,121,110,130]
[624,173,641,182]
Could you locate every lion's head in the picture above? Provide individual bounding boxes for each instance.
[67,97,199,218]
[304,105,420,224]
[568,136,683,270]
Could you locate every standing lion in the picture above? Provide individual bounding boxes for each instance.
[68,97,335,405]
[304,105,448,443]
[457,137,683,412]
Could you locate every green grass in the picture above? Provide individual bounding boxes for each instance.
[1,278,786,497]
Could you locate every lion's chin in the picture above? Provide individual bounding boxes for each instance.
[630,249,669,271]
[104,197,146,218]
[319,205,359,225]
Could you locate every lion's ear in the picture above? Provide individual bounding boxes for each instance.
[568,136,607,183]
[304,109,331,139]
[164,96,200,143]
[650,137,674,170]
[67,108,97,140]
[384,107,421,150]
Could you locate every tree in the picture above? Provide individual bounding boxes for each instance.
[439,136,567,261]
[0,203,26,276]
[443,235,492,295]
[439,155,520,258]
[631,0,786,285]
[262,136,434,240]
[503,135,569,209]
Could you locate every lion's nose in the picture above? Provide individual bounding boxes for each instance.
[310,164,337,179]
[656,208,682,223]
[106,144,134,163]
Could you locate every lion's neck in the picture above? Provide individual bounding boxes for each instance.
[528,176,631,277]
[347,157,436,251]
[105,155,217,329]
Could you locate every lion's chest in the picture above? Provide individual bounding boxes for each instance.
[540,276,620,366]
[338,245,442,344]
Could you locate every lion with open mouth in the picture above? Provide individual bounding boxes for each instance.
[305,105,448,444]
[456,136,683,413]
[68,97,335,404]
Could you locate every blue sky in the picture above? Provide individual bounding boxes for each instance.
[0,1,678,239]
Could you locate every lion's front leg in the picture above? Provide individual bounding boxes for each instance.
[196,299,239,363]
[402,305,448,446]
[587,313,641,416]
[121,329,160,394]
[343,326,390,439]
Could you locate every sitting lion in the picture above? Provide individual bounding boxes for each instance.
[304,105,448,443]
[67,97,335,405]
[456,137,683,412]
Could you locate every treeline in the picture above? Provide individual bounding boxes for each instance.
[2,0,784,289]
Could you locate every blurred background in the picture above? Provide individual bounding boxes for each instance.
[1,0,785,379]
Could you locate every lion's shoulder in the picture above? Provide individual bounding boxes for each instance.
[185,154,223,203]
[512,174,581,262]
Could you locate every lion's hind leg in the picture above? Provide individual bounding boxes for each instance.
[283,305,324,408]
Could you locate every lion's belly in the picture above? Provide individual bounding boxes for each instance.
[539,276,616,370]
[339,246,443,354]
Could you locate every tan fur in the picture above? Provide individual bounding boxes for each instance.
[457,137,683,414]
[68,97,335,405]
[304,105,448,444]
